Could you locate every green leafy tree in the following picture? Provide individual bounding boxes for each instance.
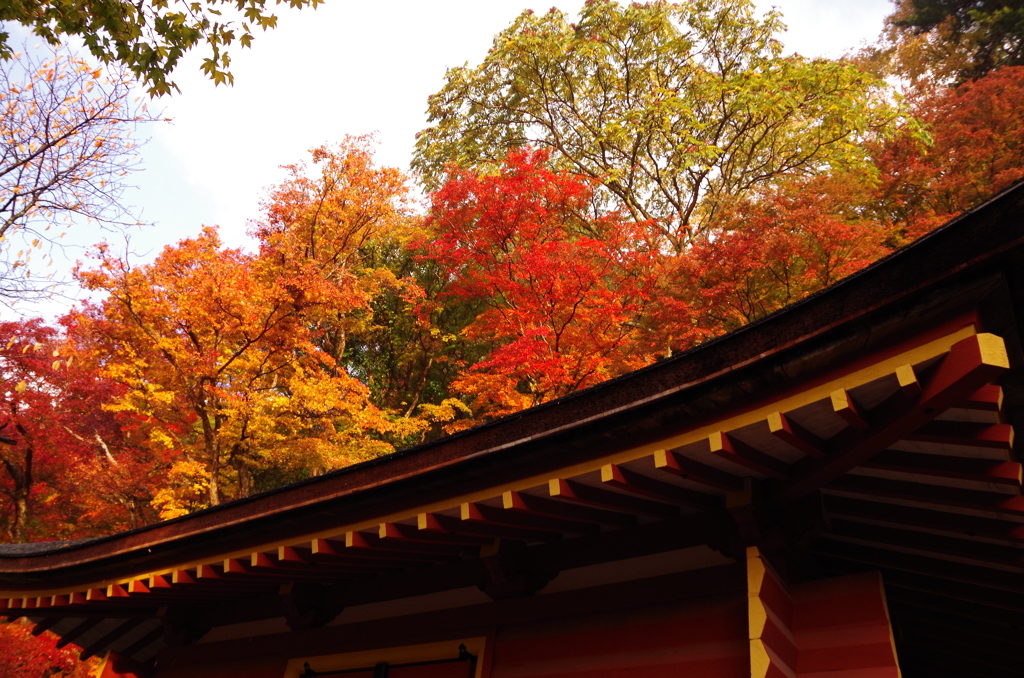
[0,0,322,95]
[887,0,1024,82]
[413,0,906,253]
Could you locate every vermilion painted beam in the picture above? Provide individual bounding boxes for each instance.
[85,589,107,602]
[195,564,221,580]
[308,538,410,570]
[860,450,1021,486]
[222,559,258,577]
[601,463,719,509]
[230,553,338,581]
[346,531,465,560]
[831,388,869,430]
[828,474,1024,516]
[378,522,490,547]
[127,580,150,595]
[898,650,1007,678]
[827,566,1024,619]
[886,586,1024,628]
[147,575,171,590]
[502,489,636,527]
[106,584,130,599]
[312,536,421,564]
[30,616,60,636]
[828,518,1024,569]
[890,608,1024,655]
[118,626,164,660]
[768,411,826,458]
[462,500,597,535]
[54,617,103,648]
[653,449,745,492]
[78,618,140,661]
[250,551,307,572]
[824,494,1024,543]
[904,421,1013,449]
[250,551,282,569]
[963,384,1003,411]
[547,477,678,518]
[896,363,922,400]
[772,333,1009,505]
[709,432,790,480]
[418,511,559,543]
[202,561,295,590]
[901,636,1023,678]
[277,545,309,565]
[812,539,1024,594]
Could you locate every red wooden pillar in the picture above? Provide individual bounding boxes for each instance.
[747,547,796,678]
[746,546,903,678]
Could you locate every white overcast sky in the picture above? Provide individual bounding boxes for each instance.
[3,0,897,316]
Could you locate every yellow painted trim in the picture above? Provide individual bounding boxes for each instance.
[896,364,918,389]
[746,547,765,598]
[979,332,1011,369]
[281,636,488,678]
[0,326,980,600]
[750,639,771,678]
[748,597,768,639]
[877,572,904,678]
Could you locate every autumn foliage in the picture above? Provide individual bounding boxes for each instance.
[4,56,1024,539]
[4,0,1024,664]
[873,65,1024,240]
[0,0,1017,570]
[0,51,1012,544]
[0,619,97,677]
[422,150,669,421]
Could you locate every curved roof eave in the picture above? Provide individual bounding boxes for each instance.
[1,179,1023,584]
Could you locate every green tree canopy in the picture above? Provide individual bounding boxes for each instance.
[890,0,1024,81]
[413,0,909,253]
[0,0,321,95]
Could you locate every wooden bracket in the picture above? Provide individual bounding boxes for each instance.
[158,606,211,647]
[279,582,343,631]
[476,540,558,601]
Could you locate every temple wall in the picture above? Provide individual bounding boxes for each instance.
[146,558,899,678]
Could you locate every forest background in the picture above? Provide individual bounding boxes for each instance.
[0,0,1023,673]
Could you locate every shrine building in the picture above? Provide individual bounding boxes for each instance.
[1,181,1024,678]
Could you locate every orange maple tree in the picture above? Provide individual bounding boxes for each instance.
[254,138,471,438]
[73,227,402,511]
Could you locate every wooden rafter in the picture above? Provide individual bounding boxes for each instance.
[772,333,1009,505]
